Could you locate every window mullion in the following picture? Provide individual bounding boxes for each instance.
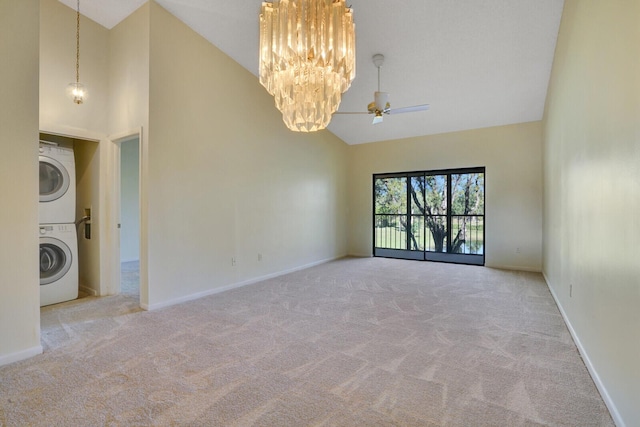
[406,175,411,251]
[446,173,452,253]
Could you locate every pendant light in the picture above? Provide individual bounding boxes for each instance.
[67,0,85,104]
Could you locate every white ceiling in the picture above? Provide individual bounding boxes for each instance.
[59,0,565,145]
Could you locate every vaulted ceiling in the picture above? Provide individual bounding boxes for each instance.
[58,0,565,145]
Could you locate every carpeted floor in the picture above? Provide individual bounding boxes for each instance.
[121,260,140,297]
[1,257,613,426]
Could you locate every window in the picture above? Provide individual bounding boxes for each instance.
[373,167,485,265]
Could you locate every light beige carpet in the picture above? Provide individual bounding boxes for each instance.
[1,257,613,426]
[121,260,140,297]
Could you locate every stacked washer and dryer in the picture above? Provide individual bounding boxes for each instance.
[39,142,78,306]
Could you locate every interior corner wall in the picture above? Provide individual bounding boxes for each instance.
[39,0,110,303]
[108,1,150,136]
[108,1,150,304]
[0,0,42,365]
[542,0,640,425]
[347,122,543,272]
[146,2,348,307]
[70,136,102,298]
[39,0,109,135]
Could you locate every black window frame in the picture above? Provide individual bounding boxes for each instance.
[372,167,485,266]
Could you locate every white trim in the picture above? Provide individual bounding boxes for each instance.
[98,136,118,297]
[40,125,104,142]
[108,129,141,143]
[103,128,145,308]
[79,285,97,296]
[486,263,542,273]
[143,256,341,311]
[0,345,43,367]
[543,272,625,427]
[110,139,122,296]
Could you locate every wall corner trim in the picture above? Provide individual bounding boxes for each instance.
[486,264,542,273]
[543,272,625,427]
[348,253,373,258]
[79,286,98,297]
[0,345,44,367]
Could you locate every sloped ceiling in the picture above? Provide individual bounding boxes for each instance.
[58,0,564,145]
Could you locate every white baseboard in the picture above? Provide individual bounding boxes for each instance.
[486,263,542,273]
[348,253,373,258]
[144,256,341,311]
[79,285,98,296]
[350,256,541,271]
[0,345,43,367]
[543,272,625,427]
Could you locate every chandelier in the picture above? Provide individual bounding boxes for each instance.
[259,0,356,132]
[67,0,85,104]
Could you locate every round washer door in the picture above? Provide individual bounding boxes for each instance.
[40,237,72,285]
[39,155,70,203]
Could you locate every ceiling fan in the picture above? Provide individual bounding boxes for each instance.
[335,54,430,124]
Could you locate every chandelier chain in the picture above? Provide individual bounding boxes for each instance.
[75,0,80,84]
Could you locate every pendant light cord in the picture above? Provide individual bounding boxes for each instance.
[75,0,80,84]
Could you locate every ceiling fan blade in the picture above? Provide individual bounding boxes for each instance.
[333,111,370,115]
[387,104,430,115]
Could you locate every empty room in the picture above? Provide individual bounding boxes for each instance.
[1,0,638,425]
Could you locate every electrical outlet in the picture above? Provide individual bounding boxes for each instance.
[232,257,236,266]
[258,253,262,261]
[516,247,521,254]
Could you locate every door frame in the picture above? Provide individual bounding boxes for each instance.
[107,127,147,308]
[38,125,148,308]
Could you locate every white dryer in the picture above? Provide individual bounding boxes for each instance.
[39,224,78,306]
[39,143,76,224]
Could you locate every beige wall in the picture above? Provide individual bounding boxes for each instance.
[39,0,109,135]
[146,2,348,307]
[39,0,110,300]
[36,0,348,311]
[542,0,640,424]
[108,2,149,136]
[0,0,42,365]
[107,3,150,304]
[74,139,100,295]
[348,122,543,271]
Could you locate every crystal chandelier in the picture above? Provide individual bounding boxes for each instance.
[67,0,85,104]
[259,0,356,132]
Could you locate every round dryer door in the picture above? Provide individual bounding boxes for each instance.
[39,155,70,203]
[40,237,72,285]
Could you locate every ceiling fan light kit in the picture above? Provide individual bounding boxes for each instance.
[336,54,430,124]
[373,91,390,112]
[259,0,356,132]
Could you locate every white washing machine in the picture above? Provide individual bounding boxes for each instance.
[39,224,78,307]
[39,143,76,224]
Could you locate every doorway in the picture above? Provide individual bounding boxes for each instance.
[119,136,140,297]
